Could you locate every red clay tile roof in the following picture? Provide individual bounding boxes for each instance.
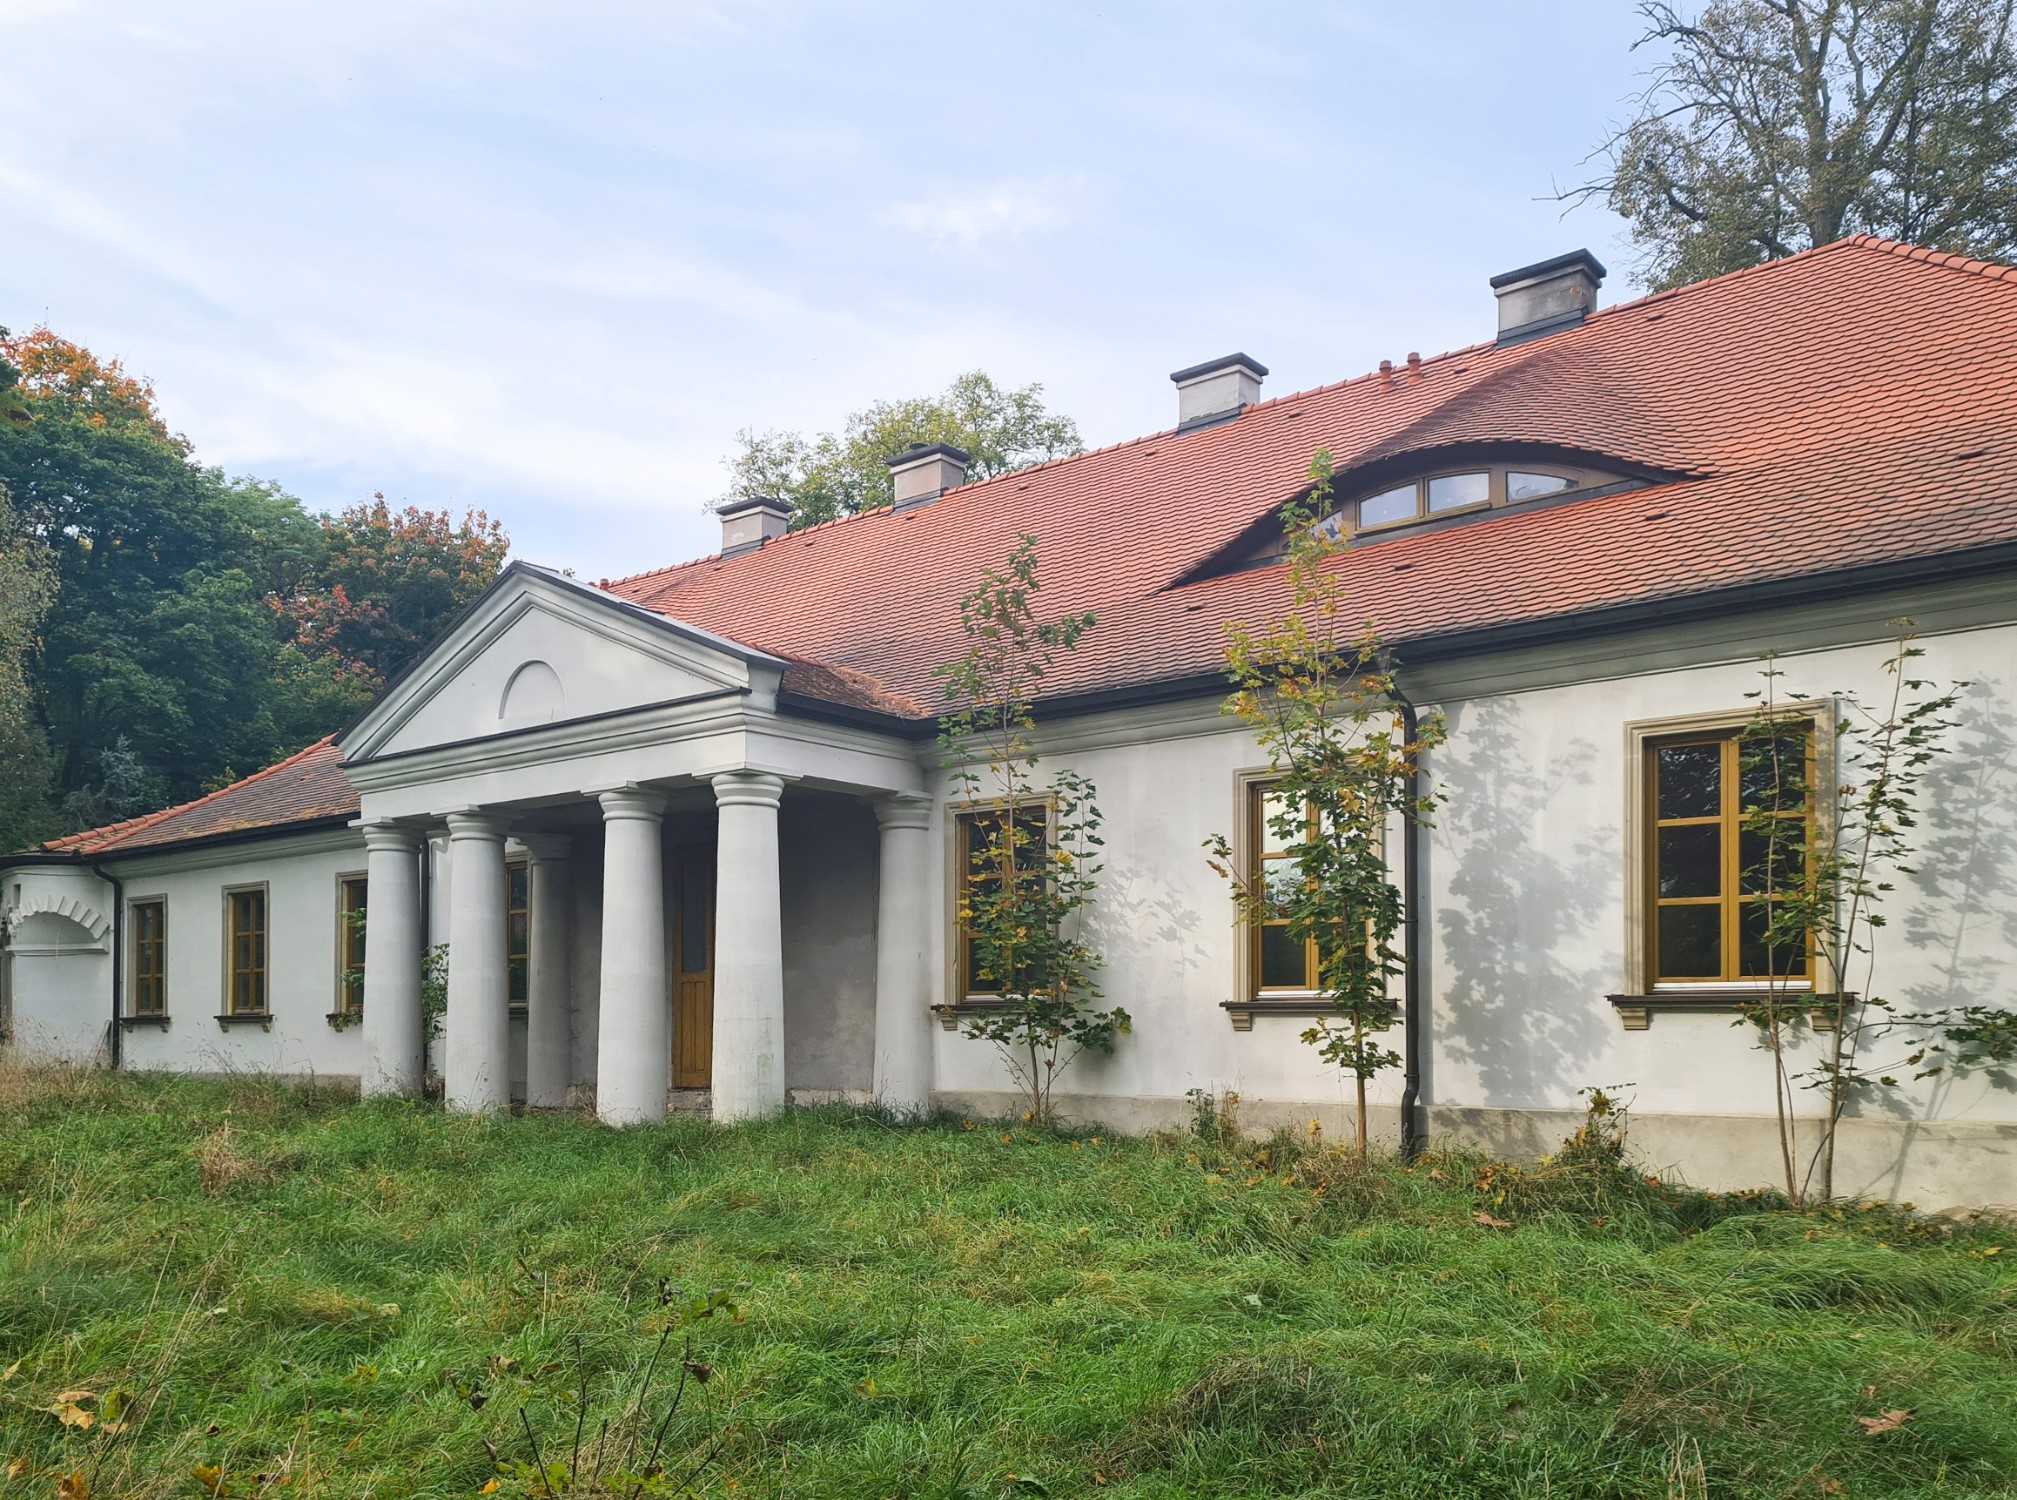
[607,234,2017,709]
[41,235,2017,858]
[42,738,356,857]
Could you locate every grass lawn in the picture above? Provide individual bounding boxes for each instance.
[0,1068,2012,1499]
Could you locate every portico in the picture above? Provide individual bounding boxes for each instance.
[341,563,936,1124]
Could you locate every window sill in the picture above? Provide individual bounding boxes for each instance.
[1222,995,1401,1031]
[119,1014,171,1030]
[325,1010,362,1029]
[935,999,1009,1031]
[1607,991,1851,1031]
[1222,996,1336,1032]
[214,1011,274,1031]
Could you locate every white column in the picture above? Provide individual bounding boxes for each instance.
[872,793,934,1113]
[444,810,511,1112]
[359,823,424,1098]
[710,771,787,1122]
[524,833,574,1110]
[595,787,669,1126]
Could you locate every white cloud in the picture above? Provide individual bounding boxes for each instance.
[882,176,1089,248]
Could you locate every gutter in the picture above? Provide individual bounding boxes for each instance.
[1395,690,1427,1160]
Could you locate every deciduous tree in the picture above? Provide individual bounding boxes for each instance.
[724,370,1083,530]
[1563,0,2017,289]
[937,536,1128,1123]
[1207,454,1445,1157]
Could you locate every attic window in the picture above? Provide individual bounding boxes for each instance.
[1334,460,1624,537]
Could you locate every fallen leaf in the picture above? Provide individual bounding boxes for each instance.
[50,1402,94,1431]
[51,1390,94,1404]
[6,1457,25,1479]
[57,1472,89,1500]
[480,1482,500,1495]
[1862,1385,1879,1399]
[1473,1211,1515,1230]
[192,1463,225,1495]
[1857,1408,1914,1435]
[0,1360,19,1382]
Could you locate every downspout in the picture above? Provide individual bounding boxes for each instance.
[88,861,124,1070]
[1395,693,1426,1160]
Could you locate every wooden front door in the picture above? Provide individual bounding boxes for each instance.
[671,848,716,1088]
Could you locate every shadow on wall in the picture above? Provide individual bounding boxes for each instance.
[1079,844,1207,1089]
[1433,695,1613,1115]
[1861,673,2017,1196]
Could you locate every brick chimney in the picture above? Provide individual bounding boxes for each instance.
[1170,353,1267,433]
[887,443,970,514]
[1491,250,1606,346]
[715,495,792,558]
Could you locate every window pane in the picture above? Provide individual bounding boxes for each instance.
[1507,470,1573,500]
[1740,822,1806,896]
[1740,900,1808,978]
[508,958,529,1005]
[1740,732,1809,811]
[509,865,529,909]
[1259,925,1308,988]
[1357,484,1417,527]
[1656,905,1722,979]
[1656,824,1720,898]
[1656,743,1721,820]
[1258,791,1299,854]
[1262,856,1303,918]
[1427,472,1489,512]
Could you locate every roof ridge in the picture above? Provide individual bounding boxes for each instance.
[604,234,2000,603]
[45,735,340,853]
[1842,232,2017,283]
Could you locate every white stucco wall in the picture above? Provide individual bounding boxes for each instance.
[6,576,2011,1204]
[1,832,372,1078]
[924,594,2017,1203]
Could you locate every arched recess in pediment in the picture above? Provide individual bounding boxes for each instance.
[499,659,565,730]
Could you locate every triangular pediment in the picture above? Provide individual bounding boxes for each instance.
[339,564,783,763]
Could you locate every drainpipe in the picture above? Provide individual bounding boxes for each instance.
[1395,693,1427,1160]
[88,861,125,1070]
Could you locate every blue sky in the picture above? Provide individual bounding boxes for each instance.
[6,1,1654,579]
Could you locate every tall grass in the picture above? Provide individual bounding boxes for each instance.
[0,1062,2010,1497]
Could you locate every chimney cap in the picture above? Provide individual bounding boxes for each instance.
[1489,248,1608,290]
[886,441,972,470]
[714,493,794,519]
[1169,352,1270,385]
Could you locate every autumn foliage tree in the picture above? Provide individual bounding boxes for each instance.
[0,325,512,833]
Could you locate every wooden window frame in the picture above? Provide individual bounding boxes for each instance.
[941,794,1055,1016]
[129,896,168,1021]
[1222,768,1391,1029]
[1248,776,1322,995]
[1614,702,1837,1026]
[332,871,367,1023]
[506,857,531,1012]
[220,882,271,1021]
[1345,461,1619,537]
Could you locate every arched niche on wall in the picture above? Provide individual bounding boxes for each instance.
[498,659,565,731]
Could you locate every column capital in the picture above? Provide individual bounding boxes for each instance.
[711,770,787,810]
[358,821,424,854]
[874,792,933,832]
[444,809,510,842]
[597,786,668,823]
[521,831,574,862]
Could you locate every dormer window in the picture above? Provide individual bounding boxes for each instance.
[1338,460,1623,536]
